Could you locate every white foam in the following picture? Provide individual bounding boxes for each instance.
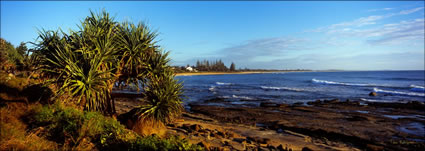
[360,98,395,103]
[260,86,303,92]
[410,85,425,92]
[232,95,254,100]
[208,86,216,91]
[218,95,231,99]
[218,95,254,100]
[312,78,372,86]
[373,88,425,97]
[216,82,233,85]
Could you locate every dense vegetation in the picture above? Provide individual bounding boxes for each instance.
[0,10,200,150]
[0,93,201,150]
[195,59,232,72]
[31,10,183,124]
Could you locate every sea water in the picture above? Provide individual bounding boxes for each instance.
[176,71,425,106]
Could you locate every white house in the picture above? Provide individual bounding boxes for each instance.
[186,66,193,72]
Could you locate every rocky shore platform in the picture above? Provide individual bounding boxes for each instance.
[115,97,425,151]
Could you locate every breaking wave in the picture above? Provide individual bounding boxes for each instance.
[312,78,371,86]
[216,82,233,85]
[312,78,391,87]
[360,98,395,103]
[410,85,425,92]
[260,86,304,92]
[373,88,425,97]
[218,95,254,100]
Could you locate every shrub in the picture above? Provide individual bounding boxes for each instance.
[27,102,133,149]
[28,103,84,145]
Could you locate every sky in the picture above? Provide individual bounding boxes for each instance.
[1,1,424,70]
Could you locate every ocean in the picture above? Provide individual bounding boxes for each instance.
[176,71,425,107]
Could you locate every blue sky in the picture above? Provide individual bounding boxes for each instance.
[1,1,424,70]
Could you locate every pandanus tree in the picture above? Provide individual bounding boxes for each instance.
[34,10,183,125]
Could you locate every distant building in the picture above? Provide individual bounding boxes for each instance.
[186,66,193,72]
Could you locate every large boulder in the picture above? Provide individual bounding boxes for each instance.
[369,92,377,96]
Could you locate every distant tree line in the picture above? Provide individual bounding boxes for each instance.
[195,59,236,72]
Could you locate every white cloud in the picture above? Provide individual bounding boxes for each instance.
[307,7,425,46]
[367,8,393,12]
[399,7,424,15]
[219,37,314,59]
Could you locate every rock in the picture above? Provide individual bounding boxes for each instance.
[226,131,236,138]
[181,124,191,130]
[307,100,322,105]
[172,128,188,134]
[247,136,271,144]
[206,131,211,140]
[324,99,339,104]
[210,131,223,138]
[197,141,210,151]
[301,147,313,151]
[247,136,256,142]
[369,92,377,96]
[258,146,269,151]
[260,102,280,107]
[214,146,227,151]
[267,144,276,150]
[217,131,226,137]
[366,144,384,151]
[198,129,209,133]
[277,144,293,151]
[346,115,368,121]
[277,145,285,151]
[279,104,289,108]
[259,138,271,144]
[293,102,304,106]
[228,141,245,151]
[259,143,268,148]
[175,119,184,122]
[221,147,231,151]
[247,136,270,144]
[246,139,253,144]
[190,124,202,131]
[233,138,246,143]
[277,128,283,133]
[223,140,230,146]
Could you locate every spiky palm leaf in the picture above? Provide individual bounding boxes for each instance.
[36,10,118,113]
[52,45,114,112]
[137,69,183,124]
[132,50,183,123]
[115,21,158,90]
[35,10,184,121]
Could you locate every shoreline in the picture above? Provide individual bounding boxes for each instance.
[175,71,311,76]
[114,97,425,150]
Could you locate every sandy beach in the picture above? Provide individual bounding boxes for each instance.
[175,71,310,76]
